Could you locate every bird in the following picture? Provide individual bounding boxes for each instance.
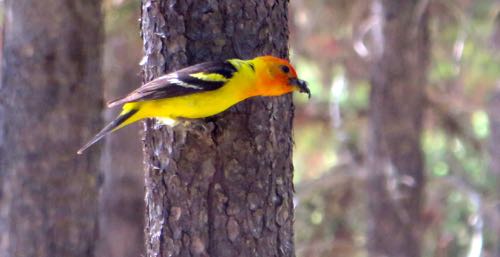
[77,55,310,154]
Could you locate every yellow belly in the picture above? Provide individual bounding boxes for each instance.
[143,90,245,119]
[121,85,252,126]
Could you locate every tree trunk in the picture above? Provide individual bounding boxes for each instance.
[97,7,144,256]
[0,1,103,257]
[140,1,294,257]
[366,1,429,257]
[489,10,500,257]
[488,88,500,257]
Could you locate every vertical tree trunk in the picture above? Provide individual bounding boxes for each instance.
[367,1,429,257]
[97,9,144,256]
[489,10,500,257]
[140,1,294,257]
[0,1,103,257]
[487,88,500,257]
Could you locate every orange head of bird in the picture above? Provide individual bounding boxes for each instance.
[253,56,311,98]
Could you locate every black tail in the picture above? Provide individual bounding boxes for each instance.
[77,109,138,154]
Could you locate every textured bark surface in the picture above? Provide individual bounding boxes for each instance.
[140,1,294,257]
[367,1,429,257]
[0,1,103,257]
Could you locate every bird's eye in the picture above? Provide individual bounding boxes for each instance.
[280,65,290,74]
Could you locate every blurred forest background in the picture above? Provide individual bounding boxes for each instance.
[1,0,500,257]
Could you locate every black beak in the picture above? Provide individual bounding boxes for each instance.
[290,78,311,99]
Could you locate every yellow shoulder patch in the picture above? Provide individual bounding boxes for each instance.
[190,72,229,82]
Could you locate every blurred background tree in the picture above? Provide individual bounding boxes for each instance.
[96,1,144,257]
[0,1,103,257]
[290,0,500,257]
[0,0,499,257]
[366,0,428,256]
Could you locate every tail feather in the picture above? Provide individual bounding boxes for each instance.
[77,109,139,154]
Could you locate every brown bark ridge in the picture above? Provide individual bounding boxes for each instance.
[366,1,429,257]
[140,1,294,257]
[0,1,103,257]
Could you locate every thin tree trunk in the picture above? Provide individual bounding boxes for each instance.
[367,1,429,257]
[140,1,294,257]
[0,1,103,257]
[489,10,500,257]
[488,88,500,257]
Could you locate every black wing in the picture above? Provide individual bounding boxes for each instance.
[108,60,237,107]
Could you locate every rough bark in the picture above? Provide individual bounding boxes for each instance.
[0,1,103,257]
[140,1,294,257]
[366,1,429,257]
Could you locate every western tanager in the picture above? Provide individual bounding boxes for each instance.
[77,55,310,154]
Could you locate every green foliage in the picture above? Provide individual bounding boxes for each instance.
[293,122,338,183]
[293,58,329,103]
[292,0,499,256]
